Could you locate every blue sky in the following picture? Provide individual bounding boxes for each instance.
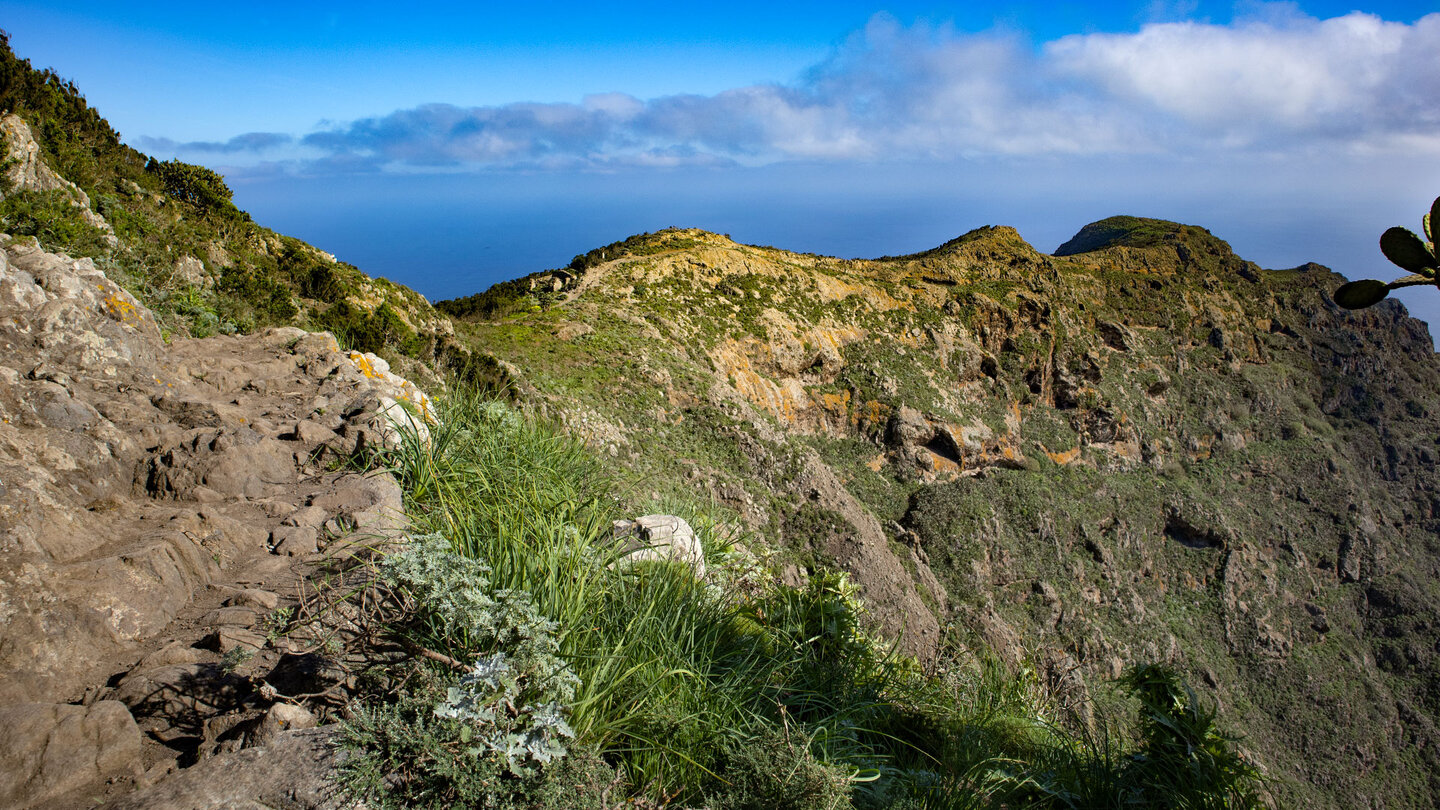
[3,1,1439,330]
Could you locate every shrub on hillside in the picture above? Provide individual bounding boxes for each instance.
[217,264,299,326]
[703,724,853,810]
[313,300,427,356]
[341,534,602,807]
[436,279,539,321]
[1119,664,1263,807]
[0,189,113,256]
[343,670,615,810]
[145,158,245,218]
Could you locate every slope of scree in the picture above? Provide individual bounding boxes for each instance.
[441,222,1440,808]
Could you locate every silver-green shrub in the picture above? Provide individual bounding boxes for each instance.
[434,652,577,774]
[342,533,586,804]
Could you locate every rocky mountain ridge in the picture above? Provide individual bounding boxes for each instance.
[3,30,1438,806]
[443,221,1440,807]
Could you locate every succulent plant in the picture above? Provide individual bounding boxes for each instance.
[1334,196,1440,309]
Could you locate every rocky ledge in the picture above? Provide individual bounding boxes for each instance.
[0,235,431,809]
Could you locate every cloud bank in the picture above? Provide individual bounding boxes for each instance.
[139,132,295,154]
[164,10,1440,174]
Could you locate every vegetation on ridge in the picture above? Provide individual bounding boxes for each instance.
[434,212,1440,808]
[0,30,451,367]
[1052,215,1222,256]
[340,386,1264,808]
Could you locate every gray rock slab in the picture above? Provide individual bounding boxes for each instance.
[0,701,142,809]
[99,727,351,810]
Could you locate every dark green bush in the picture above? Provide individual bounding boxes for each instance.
[278,239,359,304]
[1119,664,1263,808]
[436,279,537,321]
[296,258,344,302]
[441,347,518,398]
[218,264,299,324]
[704,724,853,810]
[145,157,244,218]
[316,300,423,356]
[0,189,112,257]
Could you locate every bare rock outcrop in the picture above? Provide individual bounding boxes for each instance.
[791,450,944,661]
[614,514,706,577]
[0,702,142,809]
[99,728,350,810]
[0,114,115,237]
[0,235,431,808]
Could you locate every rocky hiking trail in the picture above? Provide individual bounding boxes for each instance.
[0,235,434,809]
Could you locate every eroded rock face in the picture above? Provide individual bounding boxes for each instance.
[0,236,430,808]
[790,450,944,661]
[0,115,115,237]
[98,728,349,810]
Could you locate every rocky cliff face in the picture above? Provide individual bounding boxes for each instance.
[0,114,115,237]
[0,232,433,808]
[446,223,1440,807]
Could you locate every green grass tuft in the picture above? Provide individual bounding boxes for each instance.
[342,384,1267,808]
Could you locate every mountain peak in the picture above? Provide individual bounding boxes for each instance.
[878,225,1038,263]
[1054,215,1231,257]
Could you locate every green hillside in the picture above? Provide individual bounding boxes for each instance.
[0,32,452,371]
[436,221,1440,807]
[7,29,1437,807]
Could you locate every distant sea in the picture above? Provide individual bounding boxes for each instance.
[232,161,1439,345]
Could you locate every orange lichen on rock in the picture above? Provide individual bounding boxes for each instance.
[929,452,961,476]
[818,389,852,423]
[345,350,436,424]
[100,291,144,328]
[1047,447,1083,465]
[348,351,379,379]
[855,399,891,432]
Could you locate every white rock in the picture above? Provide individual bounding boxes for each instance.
[613,515,706,578]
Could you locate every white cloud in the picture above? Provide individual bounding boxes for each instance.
[138,131,293,154]
[1048,11,1440,146]
[173,9,1440,175]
